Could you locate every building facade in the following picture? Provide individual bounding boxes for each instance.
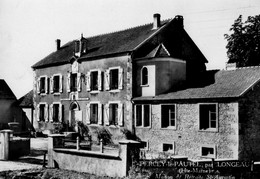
[32,14,260,160]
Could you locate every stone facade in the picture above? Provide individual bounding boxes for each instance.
[135,102,239,160]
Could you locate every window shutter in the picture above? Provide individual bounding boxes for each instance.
[59,74,63,93]
[49,104,53,122]
[118,103,124,126]
[36,104,40,121]
[98,70,102,91]
[67,73,71,92]
[105,70,110,90]
[37,78,40,94]
[104,104,109,125]
[86,72,91,91]
[45,77,48,94]
[59,104,63,122]
[50,76,54,93]
[98,103,103,125]
[77,73,81,92]
[119,68,123,90]
[44,104,49,122]
[86,103,90,124]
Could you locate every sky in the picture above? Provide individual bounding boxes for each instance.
[0,0,259,98]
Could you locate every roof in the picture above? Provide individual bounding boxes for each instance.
[133,66,260,101]
[18,90,33,107]
[0,79,17,100]
[32,20,171,69]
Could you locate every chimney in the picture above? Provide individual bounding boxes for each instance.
[174,15,184,28]
[153,13,161,29]
[56,39,61,51]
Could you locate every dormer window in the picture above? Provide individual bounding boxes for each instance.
[141,67,148,86]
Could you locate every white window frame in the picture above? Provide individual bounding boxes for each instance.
[200,144,216,159]
[51,73,63,95]
[105,66,123,92]
[135,104,151,128]
[161,104,177,130]
[37,75,48,95]
[162,142,175,154]
[141,66,149,87]
[104,101,123,126]
[50,102,62,123]
[198,103,218,132]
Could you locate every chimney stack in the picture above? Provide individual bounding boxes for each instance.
[56,39,61,51]
[153,13,161,29]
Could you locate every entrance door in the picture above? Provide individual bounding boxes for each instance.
[69,102,82,132]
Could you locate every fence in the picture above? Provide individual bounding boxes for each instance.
[48,134,140,177]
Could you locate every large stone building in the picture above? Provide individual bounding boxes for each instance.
[32,14,260,160]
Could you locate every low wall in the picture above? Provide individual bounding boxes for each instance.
[0,130,30,160]
[48,135,140,177]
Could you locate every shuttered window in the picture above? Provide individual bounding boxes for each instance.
[104,102,123,126]
[105,67,123,91]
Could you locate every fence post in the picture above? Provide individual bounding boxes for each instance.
[48,134,65,168]
[100,139,103,153]
[119,140,140,176]
[76,136,80,150]
[0,130,13,160]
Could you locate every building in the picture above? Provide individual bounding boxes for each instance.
[0,79,31,134]
[31,14,260,160]
[18,90,34,133]
[133,66,260,160]
[32,14,206,140]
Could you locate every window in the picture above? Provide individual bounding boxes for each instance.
[37,76,48,94]
[91,71,98,91]
[53,76,60,93]
[201,146,216,158]
[140,141,149,150]
[39,104,45,121]
[104,102,123,126]
[109,103,118,125]
[53,104,59,122]
[161,105,176,129]
[162,143,174,153]
[86,102,103,125]
[105,67,123,91]
[110,69,119,90]
[141,67,148,85]
[37,103,48,122]
[90,103,98,124]
[71,73,77,92]
[199,104,218,131]
[67,72,81,93]
[135,104,150,127]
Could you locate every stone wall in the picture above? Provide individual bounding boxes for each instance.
[135,102,239,160]
[48,135,139,177]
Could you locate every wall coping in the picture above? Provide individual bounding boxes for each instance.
[53,148,120,159]
[0,130,13,133]
[118,140,140,144]
[48,134,65,137]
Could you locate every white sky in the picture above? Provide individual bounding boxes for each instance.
[0,0,259,98]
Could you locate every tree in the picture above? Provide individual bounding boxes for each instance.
[224,15,260,67]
